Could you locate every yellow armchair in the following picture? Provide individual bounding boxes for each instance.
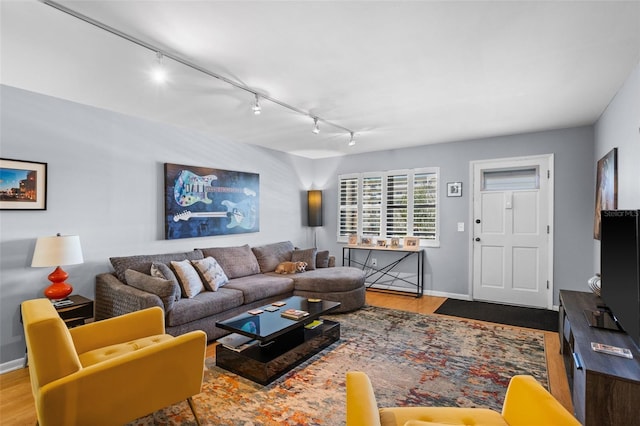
[22,298,207,426]
[346,371,580,426]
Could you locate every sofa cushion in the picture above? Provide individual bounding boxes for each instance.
[251,241,295,273]
[291,267,365,292]
[124,269,179,312]
[199,245,260,279]
[78,334,174,367]
[291,247,317,271]
[191,257,229,291]
[315,250,330,268]
[224,274,294,304]
[110,250,204,283]
[165,288,245,327]
[171,260,205,298]
[150,262,181,301]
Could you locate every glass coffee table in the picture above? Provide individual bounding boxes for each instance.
[215,296,341,385]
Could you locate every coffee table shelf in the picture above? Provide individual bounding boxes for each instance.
[216,319,339,385]
[215,296,341,385]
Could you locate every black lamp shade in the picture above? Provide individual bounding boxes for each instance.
[307,190,323,227]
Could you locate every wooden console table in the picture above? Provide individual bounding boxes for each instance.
[559,290,640,426]
[342,245,423,297]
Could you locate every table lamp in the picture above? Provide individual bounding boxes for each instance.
[31,233,84,301]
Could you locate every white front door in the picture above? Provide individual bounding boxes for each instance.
[471,155,553,309]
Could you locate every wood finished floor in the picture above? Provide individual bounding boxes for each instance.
[0,293,572,424]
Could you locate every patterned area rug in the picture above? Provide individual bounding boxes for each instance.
[131,306,547,425]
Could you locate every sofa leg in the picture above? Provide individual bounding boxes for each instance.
[187,397,201,426]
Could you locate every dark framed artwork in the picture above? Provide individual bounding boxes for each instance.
[593,148,617,240]
[164,163,259,240]
[0,158,47,210]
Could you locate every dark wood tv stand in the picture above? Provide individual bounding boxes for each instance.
[559,290,640,426]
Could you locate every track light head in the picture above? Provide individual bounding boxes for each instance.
[312,117,320,134]
[349,132,356,146]
[151,51,168,84]
[252,94,261,115]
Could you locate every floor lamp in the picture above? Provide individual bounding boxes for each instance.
[308,190,323,247]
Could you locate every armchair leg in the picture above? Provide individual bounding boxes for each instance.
[187,397,201,426]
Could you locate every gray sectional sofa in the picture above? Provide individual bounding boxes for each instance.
[95,241,365,341]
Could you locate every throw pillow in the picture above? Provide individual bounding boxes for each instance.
[170,260,205,298]
[251,241,295,273]
[199,244,260,279]
[291,247,317,271]
[316,250,330,268]
[191,257,229,291]
[124,269,177,312]
[150,262,181,301]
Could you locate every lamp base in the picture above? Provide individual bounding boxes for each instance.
[44,266,73,301]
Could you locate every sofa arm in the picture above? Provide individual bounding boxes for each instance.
[95,273,162,321]
[502,375,580,426]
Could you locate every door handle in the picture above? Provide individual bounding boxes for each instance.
[475,237,481,242]
[475,219,481,224]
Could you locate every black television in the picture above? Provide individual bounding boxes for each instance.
[600,209,640,350]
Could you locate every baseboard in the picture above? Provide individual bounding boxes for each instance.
[1,358,25,375]
[424,290,473,300]
[366,283,472,301]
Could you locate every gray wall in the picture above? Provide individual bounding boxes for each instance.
[314,127,595,304]
[0,85,317,366]
[593,62,640,270]
[3,60,637,367]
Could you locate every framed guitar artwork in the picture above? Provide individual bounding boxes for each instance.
[164,163,260,239]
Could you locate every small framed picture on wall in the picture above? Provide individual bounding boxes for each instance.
[0,158,47,210]
[447,182,462,197]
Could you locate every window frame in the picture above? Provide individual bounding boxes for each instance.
[337,167,439,247]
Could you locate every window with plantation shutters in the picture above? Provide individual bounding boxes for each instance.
[338,175,359,237]
[362,175,382,236]
[338,167,439,247]
[412,171,437,239]
[386,173,409,237]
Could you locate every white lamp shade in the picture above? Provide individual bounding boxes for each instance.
[31,235,84,267]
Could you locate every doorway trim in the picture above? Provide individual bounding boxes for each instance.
[467,154,555,309]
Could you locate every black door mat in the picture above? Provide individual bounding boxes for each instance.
[434,299,558,332]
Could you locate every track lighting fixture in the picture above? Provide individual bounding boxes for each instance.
[349,132,356,147]
[252,94,261,115]
[41,0,359,146]
[151,51,167,84]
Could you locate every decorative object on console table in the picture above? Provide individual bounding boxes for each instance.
[403,236,420,250]
[55,295,94,327]
[0,158,47,210]
[31,233,84,300]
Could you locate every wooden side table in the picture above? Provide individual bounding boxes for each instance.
[54,295,94,327]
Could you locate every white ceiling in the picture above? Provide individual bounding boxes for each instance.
[2,1,639,159]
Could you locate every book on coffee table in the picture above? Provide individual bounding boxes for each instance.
[217,333,253,349]
[281,308,309,320]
